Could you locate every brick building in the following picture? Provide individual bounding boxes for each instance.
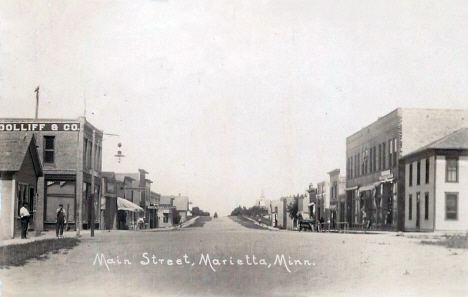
[345,108,468,230]
[0,117,103,232]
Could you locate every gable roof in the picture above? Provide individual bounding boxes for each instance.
[424,128,468,150]
[0,133,43,176]
[402,128,468,160]
[159,196,175,205]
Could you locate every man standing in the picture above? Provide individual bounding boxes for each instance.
[56,204,66,238]
[19,202,30,239]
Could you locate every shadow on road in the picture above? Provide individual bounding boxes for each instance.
[185,216,213,228]
[228,216,268,230]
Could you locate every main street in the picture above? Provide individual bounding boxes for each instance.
[2,217,467,297]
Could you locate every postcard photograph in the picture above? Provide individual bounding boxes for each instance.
[0,1,467,297]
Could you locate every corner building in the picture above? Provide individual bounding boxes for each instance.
[0,117,103,232]
[345,108,468,231]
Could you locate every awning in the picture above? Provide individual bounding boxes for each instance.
[359,182,382,192]
[345,186,358,191]
[117,197,144,212]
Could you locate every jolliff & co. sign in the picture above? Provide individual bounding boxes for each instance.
[0,123,80,132]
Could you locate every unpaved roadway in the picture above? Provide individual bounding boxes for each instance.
[1,217,467,297]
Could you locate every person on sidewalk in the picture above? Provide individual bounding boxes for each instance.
[56,204,66,238]
[19,202,31,239]
[137,217,145,230]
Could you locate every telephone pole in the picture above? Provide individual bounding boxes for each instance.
[90,129,95,237]
[34,86,40,119]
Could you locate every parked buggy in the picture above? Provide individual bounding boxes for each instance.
[297,211,314,232]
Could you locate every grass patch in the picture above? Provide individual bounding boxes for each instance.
[228,215,268,230]
[186,216,212,228]
[0,238,80,268]
[421,234,468,249]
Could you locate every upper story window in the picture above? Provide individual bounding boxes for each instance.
[393,138,398,167]
[378,144,382,172]
[389,139,394,168]
[44,136,55,163]
[416,161,421,185]
[425,158,430,184]
[409,163,413,187]
[446,157,458,183]
[382,142,386,170]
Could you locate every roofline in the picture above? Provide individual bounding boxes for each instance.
[0,116,103,133]
[346,108,400,140]
[401,128,468,160]
[327,168,341,175]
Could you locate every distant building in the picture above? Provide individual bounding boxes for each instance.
[114,169,152,229]
[402,128,468,231]
[346,108,468,230]
[328,169,346,228]
[280,196,296,230]
[0,134,43,240]
[101,172,117,230]
[0,117,103,232]
[158,196,175,227]
[306,183,317,219]
[149,191,161,228]
[163,194,189,223]
[316,180,330,221]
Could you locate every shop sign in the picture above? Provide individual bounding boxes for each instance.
[0,123,80,132]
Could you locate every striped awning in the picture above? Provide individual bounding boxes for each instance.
[117,197,144,212]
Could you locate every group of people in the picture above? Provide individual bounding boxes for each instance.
[18,202,67,239]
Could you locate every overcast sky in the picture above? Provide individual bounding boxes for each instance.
[1,1,467,215]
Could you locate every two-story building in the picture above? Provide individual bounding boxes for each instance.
[402,128,468,232]
[158,196,175,227]
[328,169,346,228]
[346,108,468,230]
[101,172,117,230]
[0,117,103,233]
[149,191,161,228]
[316,180,330,222]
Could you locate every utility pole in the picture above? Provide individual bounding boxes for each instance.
[91,129,95,237]
[34,86,40,119]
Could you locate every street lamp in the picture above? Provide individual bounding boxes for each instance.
[114,142,125,163]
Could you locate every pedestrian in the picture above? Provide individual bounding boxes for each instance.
[56,204,66,238]
[19,202,30,239]
[137,217,144,230]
